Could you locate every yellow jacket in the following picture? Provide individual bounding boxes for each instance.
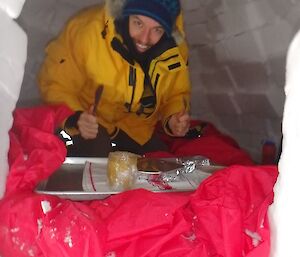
[38,3,191,145]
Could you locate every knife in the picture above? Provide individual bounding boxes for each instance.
[183,96,188,112]
[92,85,104,115]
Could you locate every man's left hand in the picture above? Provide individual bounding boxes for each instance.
[168,111,190,137]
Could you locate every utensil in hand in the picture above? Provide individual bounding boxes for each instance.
[183,96,188,112]
[92,85,104,115]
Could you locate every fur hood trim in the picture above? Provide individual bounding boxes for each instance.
[105,0,184,44]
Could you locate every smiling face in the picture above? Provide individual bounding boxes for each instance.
[128,15,165,53]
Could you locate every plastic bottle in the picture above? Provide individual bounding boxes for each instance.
[261,140,276,165]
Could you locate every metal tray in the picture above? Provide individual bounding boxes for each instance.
[35,158,112,200]
[35,157,223,201]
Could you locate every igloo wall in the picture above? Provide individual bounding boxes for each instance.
[0,0,27,198]
[269,28,300,257]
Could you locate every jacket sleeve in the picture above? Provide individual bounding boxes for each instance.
[160,14,192,136]
[159,61,191,136]
[38,17,89,111]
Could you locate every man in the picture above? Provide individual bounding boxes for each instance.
[38,0,191,156]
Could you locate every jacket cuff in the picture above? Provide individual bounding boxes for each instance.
[64,111,82,129]
[62,111,82,136]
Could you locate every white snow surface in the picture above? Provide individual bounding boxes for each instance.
[270,29,300,257]
[0,0,27,198]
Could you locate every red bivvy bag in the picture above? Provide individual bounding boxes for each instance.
[0,105,278,257]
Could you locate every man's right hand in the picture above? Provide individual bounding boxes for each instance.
[77,110,99,139]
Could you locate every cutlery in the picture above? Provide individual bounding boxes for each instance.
[92,85,104,115]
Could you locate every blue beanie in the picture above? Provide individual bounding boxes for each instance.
[122,0,181,36]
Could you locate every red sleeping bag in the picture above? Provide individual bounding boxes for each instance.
[0,105,278,257]
[155,120,254,166]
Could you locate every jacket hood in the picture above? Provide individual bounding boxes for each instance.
[105,0,185,45]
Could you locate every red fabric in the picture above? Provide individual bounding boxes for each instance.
[156,121,254,166]
[6,105,73,195]
[0,105,277,257]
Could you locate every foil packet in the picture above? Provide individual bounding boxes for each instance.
[138,156,223,183]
